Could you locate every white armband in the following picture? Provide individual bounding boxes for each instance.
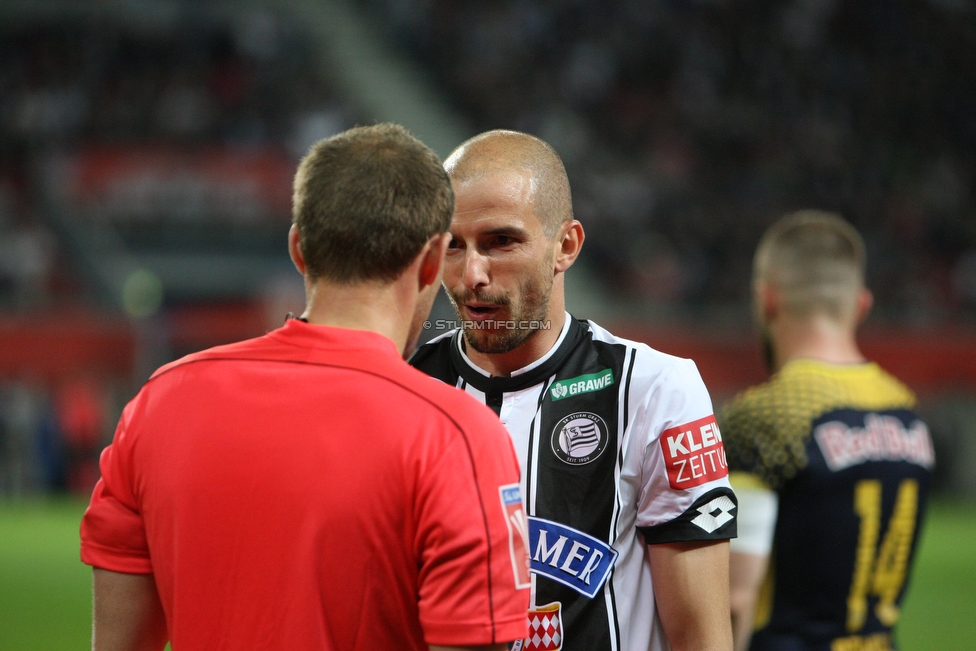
[729,473,778,556]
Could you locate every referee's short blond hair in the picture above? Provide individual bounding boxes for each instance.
[753,210,866,321]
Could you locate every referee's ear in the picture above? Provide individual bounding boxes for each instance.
[288,224,307,276]
[417,232,451,290]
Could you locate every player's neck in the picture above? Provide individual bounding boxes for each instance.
[464,302,568,378]
[301,278,411,355]
[770,312,866,371]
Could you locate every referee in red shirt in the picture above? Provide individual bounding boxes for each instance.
[80,124,530,651]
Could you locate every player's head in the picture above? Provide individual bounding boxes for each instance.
[290,123,454,355]
[446,130,574,237]
[441,130,583,354]
[753,210,870,330]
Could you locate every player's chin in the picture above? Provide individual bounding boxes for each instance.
[464,328,531,355]
[464,330,501,354]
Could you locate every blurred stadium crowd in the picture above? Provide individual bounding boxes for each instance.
[368,0,976,319]
[0,0,974,497]
[0,8,357,312]
[0,7,356,495]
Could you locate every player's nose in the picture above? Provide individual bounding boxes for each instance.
[461,249,490,290]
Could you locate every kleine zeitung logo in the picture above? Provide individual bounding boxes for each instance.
[659,415,728,489]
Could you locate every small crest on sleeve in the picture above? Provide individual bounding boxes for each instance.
[660,415,729,489]
[500,484,531,589]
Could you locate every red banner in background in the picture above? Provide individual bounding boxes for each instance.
[58,145,295,224]
[0,309,973,395]
[0,312,134,381]
[611,323,976,398]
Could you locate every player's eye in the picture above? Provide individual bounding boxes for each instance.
[447,236,462,250]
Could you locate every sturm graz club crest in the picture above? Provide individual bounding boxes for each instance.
[551,412,609,465]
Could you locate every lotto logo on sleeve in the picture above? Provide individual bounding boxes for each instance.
[500,484,531,589]
[660,415,728,489]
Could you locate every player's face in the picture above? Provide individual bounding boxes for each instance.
[444,169,558,354]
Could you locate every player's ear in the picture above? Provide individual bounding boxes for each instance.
[554,220,584,273]
[756,281,780,324]
[418,232,451,290]
[288,224,307,276]
[855,287,873,325]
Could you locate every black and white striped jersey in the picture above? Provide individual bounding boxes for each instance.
[410,315,737,651]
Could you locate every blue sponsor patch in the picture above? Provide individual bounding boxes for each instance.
[528,516,618,598]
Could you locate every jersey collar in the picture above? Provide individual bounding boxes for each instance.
[450,314,586,393]
[271,317,401,358]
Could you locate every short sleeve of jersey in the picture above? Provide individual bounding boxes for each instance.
[718,388,800,492]
[414,407,529,646]
[80,399,153,574]
[633,357,737,544]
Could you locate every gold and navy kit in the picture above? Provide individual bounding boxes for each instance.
[722,359,935,651]
[411,315,736,651]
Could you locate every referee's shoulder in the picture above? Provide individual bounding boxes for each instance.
[147,331,275,381]
[401,373,509,447]
[393,350,501,433]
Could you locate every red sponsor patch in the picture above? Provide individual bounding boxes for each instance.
[659,415,728,489]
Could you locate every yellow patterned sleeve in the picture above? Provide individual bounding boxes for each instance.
[720,384,808,492]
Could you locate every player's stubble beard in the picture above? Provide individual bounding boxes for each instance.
[448,258,555,355]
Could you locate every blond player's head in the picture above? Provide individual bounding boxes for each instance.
[753,210,867,325]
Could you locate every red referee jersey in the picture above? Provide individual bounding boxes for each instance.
[81,319,529,650]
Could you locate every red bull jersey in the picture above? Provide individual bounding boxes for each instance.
[721,359,935,651]
[411,315,737,651]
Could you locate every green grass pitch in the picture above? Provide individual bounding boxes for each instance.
[0,497,973,649]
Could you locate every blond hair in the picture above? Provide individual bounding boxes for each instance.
[753,210,866,321]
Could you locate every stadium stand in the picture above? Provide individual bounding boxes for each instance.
[364,0,976,323]
[0,3,361,494]
[0,5,362,309]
